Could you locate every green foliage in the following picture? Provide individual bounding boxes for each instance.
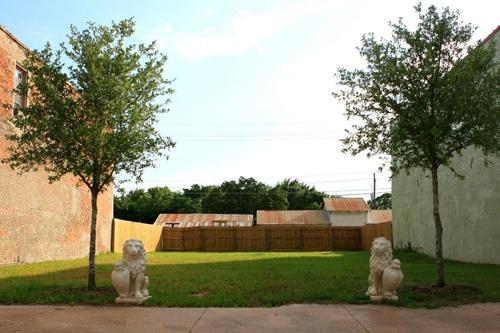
[202,177,288,215]
[333,2,499,287]
[168,193,203,213]
[115,187,173,223]
[2,19,174,289]
[334,4,499,173]
[114,177,328,223]
[4,18,174,192]
[114,186,203,223]
[1,251,500,308]
[368,193,392,209]
[275,178,327,210]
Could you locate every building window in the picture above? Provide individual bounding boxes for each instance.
[14,66,27,116]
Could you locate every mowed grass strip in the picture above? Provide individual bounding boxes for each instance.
[1,251,499,308]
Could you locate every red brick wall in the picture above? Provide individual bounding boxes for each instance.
[0,27,113,265]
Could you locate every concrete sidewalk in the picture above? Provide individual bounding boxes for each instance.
[1,303,499,333]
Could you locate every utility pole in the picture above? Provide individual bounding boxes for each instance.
[372,172,376,200]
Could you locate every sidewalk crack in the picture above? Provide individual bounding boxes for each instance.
[188,307,208,333]
[343,305,370,333]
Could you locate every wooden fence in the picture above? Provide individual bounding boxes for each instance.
[112,219,163,252]
[361,222,393,251]
[162,225,369,251]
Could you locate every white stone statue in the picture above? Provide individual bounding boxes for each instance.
[111,239,151,304]
[366,237,403,301]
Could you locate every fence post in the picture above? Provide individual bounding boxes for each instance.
[181,228,185,251]
[266,227,270,251]
[331,227,335,251]
[200,227,204,250]
[111,218,115,252]
[298,226,303,250]
[232,227,237,251]
[160,229,164,251]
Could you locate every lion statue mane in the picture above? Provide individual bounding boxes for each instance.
[123,239,149,299]
[123,239,146,279]
[366,237,396,298]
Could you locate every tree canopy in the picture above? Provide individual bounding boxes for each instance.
[3,19,174,289]
[275,179,326,210]
[334,3,499,287]
[114,177,329,223]
[367,193,392,210]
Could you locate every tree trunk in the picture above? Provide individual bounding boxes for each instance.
[88,190,99,290]
[431,166,446,287]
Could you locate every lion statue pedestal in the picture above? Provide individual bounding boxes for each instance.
[366,237,403,301]
[111,239,151,304]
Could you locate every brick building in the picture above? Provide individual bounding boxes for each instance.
[0,26,113,265]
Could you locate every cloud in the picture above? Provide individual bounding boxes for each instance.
[147,0,336,61]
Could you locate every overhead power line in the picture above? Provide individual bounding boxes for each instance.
[162,133,343,142]
[129,171,391,183]
[176,137,338,142]
[165,188,391,195]
[165,130,342,136]
[139,178,376,184]
[163,121,339,126]
[158,129,346,142]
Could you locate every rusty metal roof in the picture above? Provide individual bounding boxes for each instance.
[367,210,392,224]
[322,197,369,212]
[154,213,253,227]
[256,210,330,225]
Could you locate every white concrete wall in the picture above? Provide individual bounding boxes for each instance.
[392,147,500,264]
[329,212,367,226]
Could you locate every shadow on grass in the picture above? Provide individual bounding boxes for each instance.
[0,251,499,308]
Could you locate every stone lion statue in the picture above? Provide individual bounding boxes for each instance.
[111,239,151,303]
[366,237,403,301]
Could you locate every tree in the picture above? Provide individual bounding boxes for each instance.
[182,183,218,209]
[274,178,326,209]
[333,4,499,287]
[114,187,175,224]
[368,193,392,209]
[3,19,174,289]
[167,193,203,213]
[202,177,288,216]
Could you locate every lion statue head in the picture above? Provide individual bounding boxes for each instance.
[369,237,393,270]
[123,239,145,260]
[122,239,146,277]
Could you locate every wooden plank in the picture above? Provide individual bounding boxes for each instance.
[332,227,361,250]
[235,227,267,251]
[301,226,333,251]
[161,225,368,252]
[268,226,298,250]
[113,219,164,252]
[162,227,184,250]
[361,222,393,250]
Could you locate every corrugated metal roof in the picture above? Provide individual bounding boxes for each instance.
[256,210,330,225]
[367,210,392,224]
[154,213,253,227]
[323,197,369,212]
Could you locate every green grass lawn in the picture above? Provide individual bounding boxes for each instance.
[0,251,499,308]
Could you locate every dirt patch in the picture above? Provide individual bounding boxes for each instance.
[408,284,481,296]
[403,284,485,307]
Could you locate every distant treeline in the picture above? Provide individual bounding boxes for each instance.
[114,177,329,224]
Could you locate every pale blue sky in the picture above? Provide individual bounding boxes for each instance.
[2,0,498,198]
